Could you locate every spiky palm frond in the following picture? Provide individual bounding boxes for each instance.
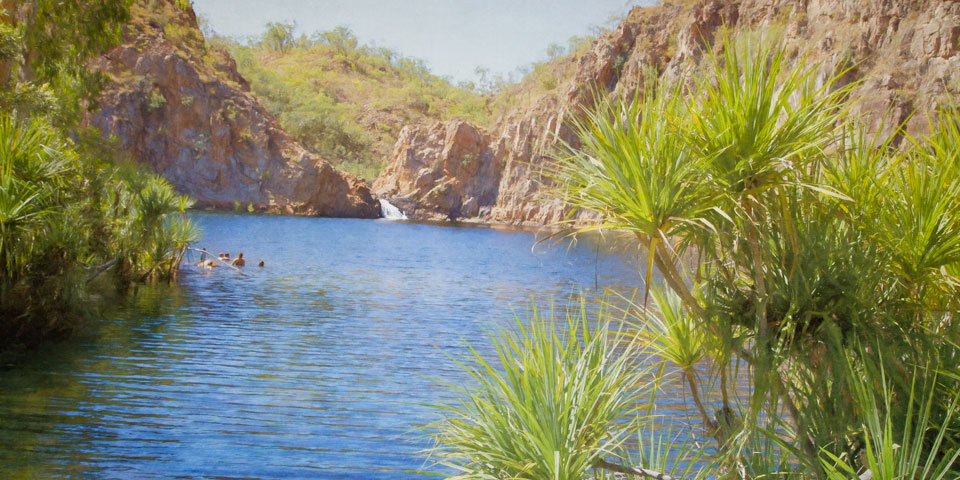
[820,350,960,480]
[427,305,648,480]
[633,286,706,371]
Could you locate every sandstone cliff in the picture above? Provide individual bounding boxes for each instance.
[87,0,379,218]
[374,0,960,225]
[372,119,502,221]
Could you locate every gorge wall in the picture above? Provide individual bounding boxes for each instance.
[87,0,378,218]
[374,0,960,226]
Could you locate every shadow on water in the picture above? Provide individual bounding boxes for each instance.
[0,212,713,478]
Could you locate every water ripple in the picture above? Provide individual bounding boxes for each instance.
[0,213,716,479]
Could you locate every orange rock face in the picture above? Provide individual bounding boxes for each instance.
[87,0,378,218]
[374,0,960,226]
[372,119,502,221]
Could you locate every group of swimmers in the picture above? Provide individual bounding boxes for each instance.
[195,249,264,269]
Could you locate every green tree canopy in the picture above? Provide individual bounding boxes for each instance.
[261,21,295,54]
[0,0,132,123]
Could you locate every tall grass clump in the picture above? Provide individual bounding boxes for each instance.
[820,347,960,480]
[427,305,649,480]
[429,31,960,479]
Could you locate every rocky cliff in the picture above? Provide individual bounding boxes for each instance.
[374,0,960,225]
[87,0,379,217]
[371,119,503,221]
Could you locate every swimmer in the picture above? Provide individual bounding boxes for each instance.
[196,248,219,269]
[196,248,209,267]
[258,261,264,268]
[231,252,246,267]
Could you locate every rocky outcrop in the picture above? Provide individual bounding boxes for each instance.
[87,0,378,217]
[375,0,960,225]
[372,119,502,221]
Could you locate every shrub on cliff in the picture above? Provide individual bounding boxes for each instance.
[217,25,489,180]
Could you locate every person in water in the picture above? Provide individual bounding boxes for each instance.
[258,261,264,268]
[231,253,245,267]
[196,248,216,268]
[197,248,218,269]
[197,248,209,267]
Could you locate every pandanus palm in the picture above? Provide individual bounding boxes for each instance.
[0,115,62,280]
[427,306,647,480]
[427,29,960,479]
[548,74,715,307]
[549,31,960,477]
[1,111,198,333]
[553,28,850,420]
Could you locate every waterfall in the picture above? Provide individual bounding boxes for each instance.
[378,199,408,220]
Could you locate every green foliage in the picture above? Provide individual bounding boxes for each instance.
[566,35,595,55]
[217,25,488,180]
[0,115,196,347]
[146,88,167,110]
[427,305,646,479]
[0,0,197,351]
[261,21,295,54]
[484,36,593,124]
[635,287,706,371]
[0,22,21,60]
[163,21,205,53]
[511,31,960,479]
[1,0,133,126]
[821,350,960,480]
[314,26,358,58]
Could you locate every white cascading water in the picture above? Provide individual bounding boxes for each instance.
[378,199,408,220]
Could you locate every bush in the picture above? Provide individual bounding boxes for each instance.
[427,305,647,479]
[146,88,166,110]
[433,32,960,479]
[0,115,196,348]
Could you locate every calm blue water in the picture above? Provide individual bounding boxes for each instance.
[0,213,699,479]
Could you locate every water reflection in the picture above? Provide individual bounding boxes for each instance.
[0,213,716,479]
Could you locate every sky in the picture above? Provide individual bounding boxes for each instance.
[192,0,655,83]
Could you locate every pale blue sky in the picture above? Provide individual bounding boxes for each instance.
[192,0,655,83]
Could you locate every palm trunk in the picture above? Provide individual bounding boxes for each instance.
[684,366,718,433]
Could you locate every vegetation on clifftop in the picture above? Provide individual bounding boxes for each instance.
[215,24,489,180]
[208,22,598,181]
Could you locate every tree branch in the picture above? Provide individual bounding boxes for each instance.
[684,366,719,432]
[595,459,682,480]
[85,258,117,283]
[653,243,706,320]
